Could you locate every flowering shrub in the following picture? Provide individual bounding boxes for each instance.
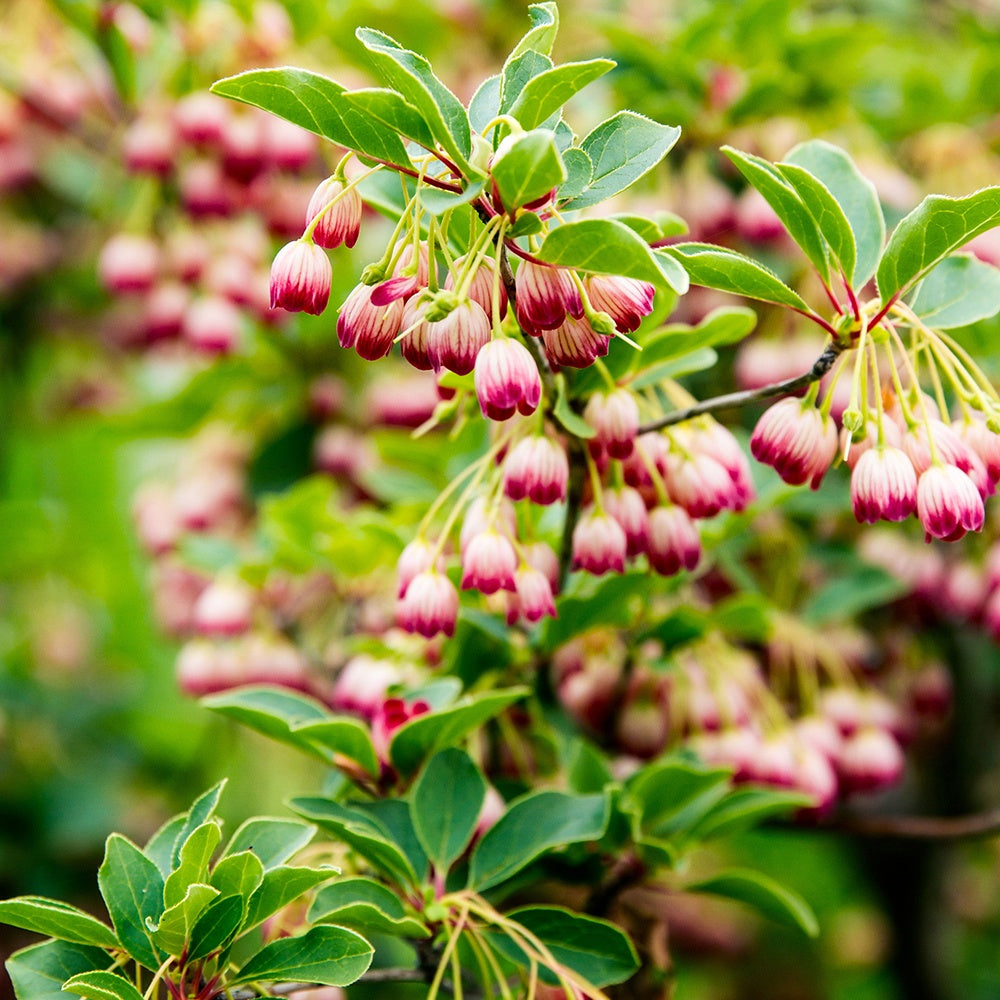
[5,2,1000,999]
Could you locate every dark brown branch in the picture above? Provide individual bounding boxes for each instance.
[826,808,1000,841]
[636,344,842,434]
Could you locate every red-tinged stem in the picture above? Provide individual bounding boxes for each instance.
[502,239,548,265]
[820,277,844,316]
[375,158,464,193]
[843,272,861,321]
[869,292,900,330]
[790,306,839,337]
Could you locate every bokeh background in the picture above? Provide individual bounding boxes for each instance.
[3,1,1000,997]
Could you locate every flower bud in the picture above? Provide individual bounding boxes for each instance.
[646,505,701,575]
[503,436,569,505]
[750,397,838,489]
[850,446,918,523]
[98,234,159,294]
[506,565,557,625]
[916,464,985,542]
[426,299,491,375]
[338,283,405,361]
[572,508,627,575]
[193,578,255,637]
[269,240,332,315]
[306,176,363,250]
[584,389,640,459]
[474,338,542,420]
[603,486,650,557]
[586,274,655,333]
[514,260,582,335]
[461,529,518,594]
[397,571,459,638]
[542,315,611,369]
[183,295,242,354]
[838,728,905,794]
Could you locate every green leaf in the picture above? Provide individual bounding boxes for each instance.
[148,884,219,956]
[624,760,732,840]
[690,868,819,937]
[389,688,529,776]
[309,878,429,938]
[144,815,186,879]
[635,306,757,368]
[535,573,651,652]
[8,942,111,1000]
[507,59,615,130]
[62,972,144,1000]
[356,28,472,171]
[420,178,486,217]
[354,800,429,881]
[223,817,316,870]
[164,821,221,909]
[243,866,341,931]
[562,111,680,210]
[508,2,559,62]
[340,88,436,148]
[723,146,831,280]
[469,74,501,134]
[877,186,1000,301]
[538,218,688,294]
[659,243,808,309]
[491,129,566,213]
[210,69,411,167]
[777,161,856,283]
[627,347,718,390]
[690,787,813,841]
[291,799,417,888]
[411,749,487,874]
[909,253,1000,328]
[469,790,609,892]
[202,686,332,762]
[210,851,265,900]
[802,565,907,625]
[292,717,380,778]
[0,898,118,950]
[170,782,226,870]
[500,51,553,118]
[784,139,884,286]
[495,907,638,987]
[97,835,164,969]
[553,373,596,439]
[188,895,245,962]
[229,926,373,988]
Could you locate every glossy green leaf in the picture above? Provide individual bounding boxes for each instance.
[495,906,639,987]
[356,28,472,170]
[553,373,597,438]
[187,895,245,962]
[909,253,1000,328]
[97,836,164,969]
[500,50,553,118]
[491,129,566,213]
[0,898,118,950]
[563,111,680,210]
[625,760,732,839]
[210,851,265,901]
[62,972,144,1000]
[353,800,429,881]
[877,186,1000,301]
[210,69,411,167]
[690,868,819,937]
[389,688,529,776]
[229,926,373,988]
[507,59,615,130]
[291,798,417,887]
[309,878,429,938]
[148,884,219,956]
[723,146,831,280]
[144,815,185,879]
[659,243,808,309]
[164,821,221,909]
[627,347,718,390]
[243,865,341,931]
[411,748,487,873]
[508,2,559,62]
[777,161,857,281]
[202,686,332,762]
[636,306,757,367]
[469,790,609,891]
[8,941,110,1000]
[292,717,380,778]
[223,817,316,870]
[690,787,813,841]
[340,87,435,148]
[170,782,226,870]
[538,218,688,294]
[536,573,652,652]
[785,139,884,286]
[469,73,501,134]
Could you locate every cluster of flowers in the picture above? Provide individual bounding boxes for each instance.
[553,624,948,817]
[751,341,1000,543]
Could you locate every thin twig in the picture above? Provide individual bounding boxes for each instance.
[637,344,842,434]
[826,808,1000,841]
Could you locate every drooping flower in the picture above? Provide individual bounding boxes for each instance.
[461,529,518,594]
[664,451,738,518]
[306,176,363,250]
[193,578,255,636]
[572,508,627,575]
[514,260,582,335]
[426,299,491,375]
[850,445,918,523]
[584,389,640,460]
[603,486,650,557]
[503,436,569,505]
[473,338,542,420]
[445,255,508,318]
[396,538,444,598]
[646,504,701,575]
[541,315,610,369]
[750,397,838,488]
[585,274,655,333]
[337,283,404,360]
[397,571,459,638]
[269,239,332,314]
[506,565,557,625]
[916,463,985,542]
[98,233,160,293]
